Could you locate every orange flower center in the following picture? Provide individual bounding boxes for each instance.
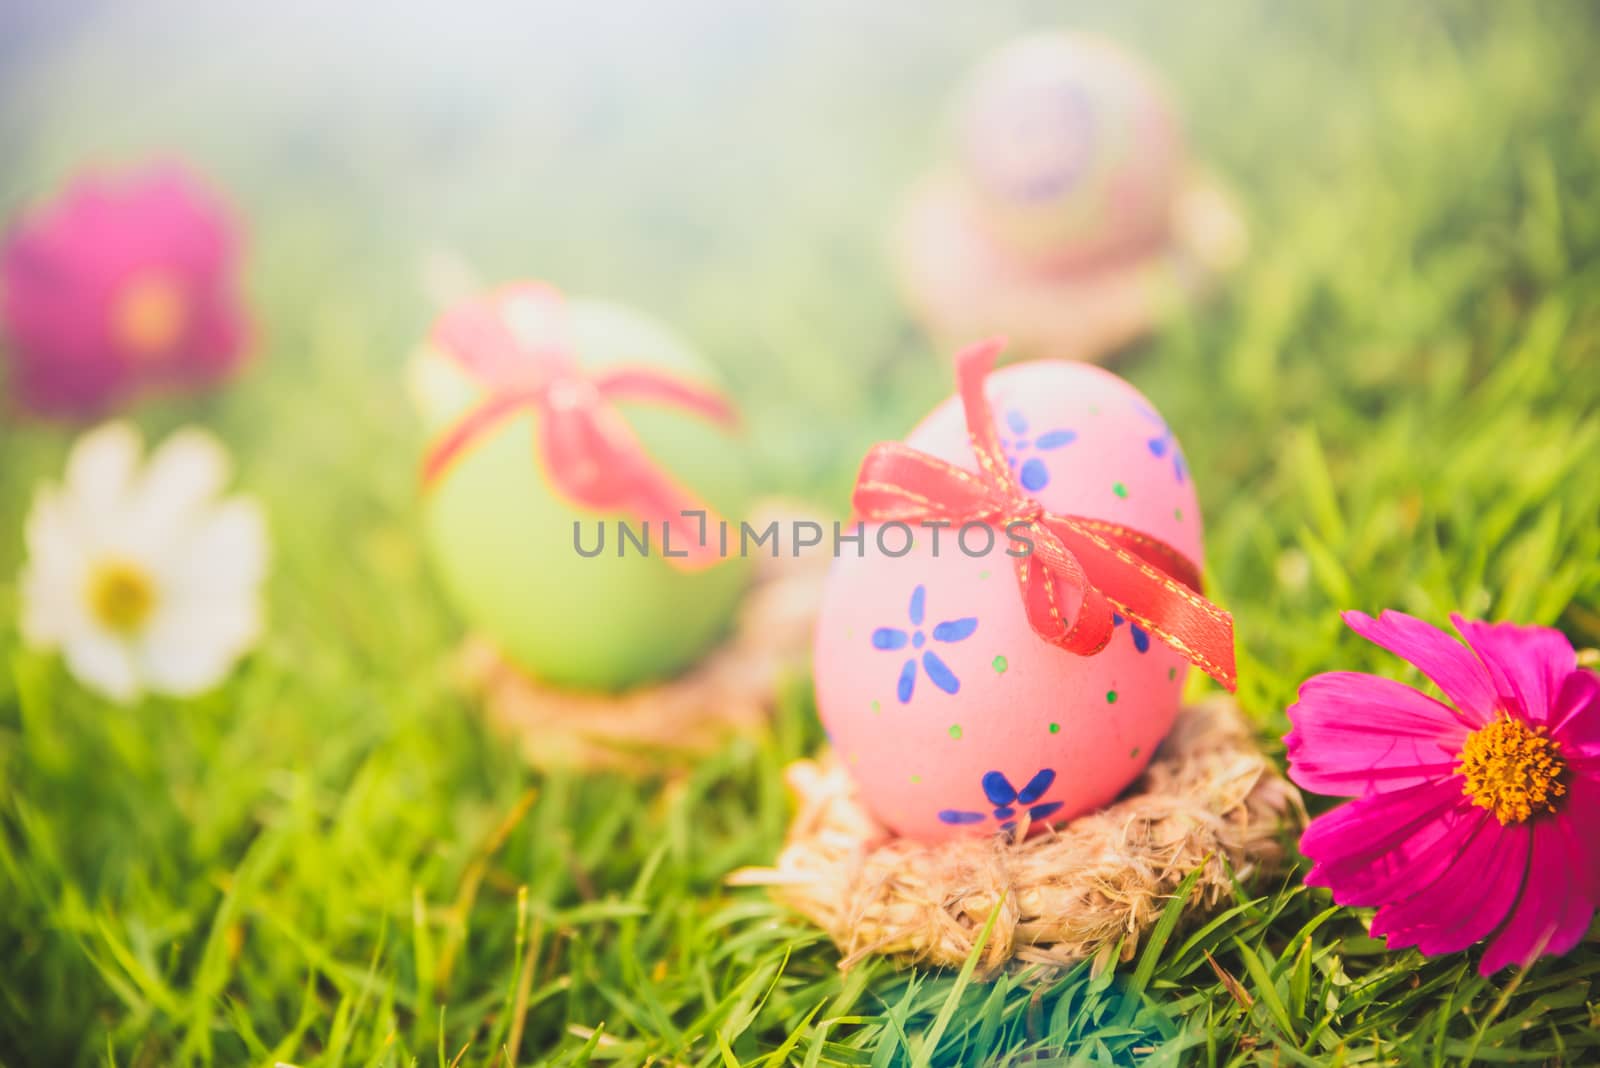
[85,559,157,633]
[112,274,187,357]
[1455,715,1567,824]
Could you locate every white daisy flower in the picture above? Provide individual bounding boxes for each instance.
[18,422,268,702]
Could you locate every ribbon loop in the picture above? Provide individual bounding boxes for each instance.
[420,284,738,573]
[850,339,1237,691]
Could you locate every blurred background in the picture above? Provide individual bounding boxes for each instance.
[4,1,1600,1064]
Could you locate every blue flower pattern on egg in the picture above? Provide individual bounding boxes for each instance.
[871,585,978,704]
[938,769,1064,830]
[1112,612,1151,653]
[1136,402,1187,485]
[998,408,1077,493]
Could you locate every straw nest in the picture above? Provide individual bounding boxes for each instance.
[731,696,1302,975]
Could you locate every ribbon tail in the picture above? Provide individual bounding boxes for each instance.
[421,389,542,489]
[592,368,739,428]
[953,338,1022,493]
[1048,517,1237,690]
[541,403,725,572]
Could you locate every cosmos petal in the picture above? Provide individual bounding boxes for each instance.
[1452,615,1576,724]
[1286,671,1472,796]
[1548,669,1600,756]
[1369,819,1529,956]
[1479,817,1597,974]
[1555,774,1600,901]
[1342,611,1499,723]
[1301,778,1468,894]
[1326,802,1488,907]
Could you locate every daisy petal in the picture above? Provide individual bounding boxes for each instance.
[139,594,261,696]
[1479,818,1596,974]
[124,428,231,552]
[1286,671,1471,796]
[1343,610,1499,723]
[1369,819,1529,956]
[63,633,141,703]
[165,497,269,593]
[63,422,141,530]
[1452,615,1576,724]
[1549,669,1600,757]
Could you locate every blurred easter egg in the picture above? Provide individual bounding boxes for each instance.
[813,360,1200,841]
[410,283,752,692]
[955,32,1184,269]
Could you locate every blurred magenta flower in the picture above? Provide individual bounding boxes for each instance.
[1286,611,1599,974]
[1,164,250,417]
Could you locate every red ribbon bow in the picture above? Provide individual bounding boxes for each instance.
[420,283,736,571]
[852,338,1237,690]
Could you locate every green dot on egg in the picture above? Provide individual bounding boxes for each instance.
[910,773,922,784]
[978,569,991,580]
[1089,404,1101,415]
[948,724,963,740]
[992,655,1008,674]
[1113,482,1129,499]
[1106,690,1119,704]
[871,699,881,714]
[1130,746,1141,759]
[1174,508,1183,522]
[1048,722,1060,734]
[1168,667,1177,681]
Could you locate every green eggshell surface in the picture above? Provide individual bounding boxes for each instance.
[412,298,753,692]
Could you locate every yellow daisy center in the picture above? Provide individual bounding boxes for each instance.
[112,273,188,357]
[1455,715,1567,825]
[85,559,157,634]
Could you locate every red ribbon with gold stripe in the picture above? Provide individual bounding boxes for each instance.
[420,282,736,572]
[852,338,1236,690]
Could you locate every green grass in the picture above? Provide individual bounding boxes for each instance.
[4,1,1600,1064]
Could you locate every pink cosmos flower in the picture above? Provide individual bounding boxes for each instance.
[1,164,250,417]
[1286,611,1600,974]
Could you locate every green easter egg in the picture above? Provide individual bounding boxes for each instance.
[411,288,752,692]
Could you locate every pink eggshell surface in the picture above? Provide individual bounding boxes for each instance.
[813,360,1201,842]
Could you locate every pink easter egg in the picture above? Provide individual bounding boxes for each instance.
[813,360,1201,842]
[955,32,1185,270]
